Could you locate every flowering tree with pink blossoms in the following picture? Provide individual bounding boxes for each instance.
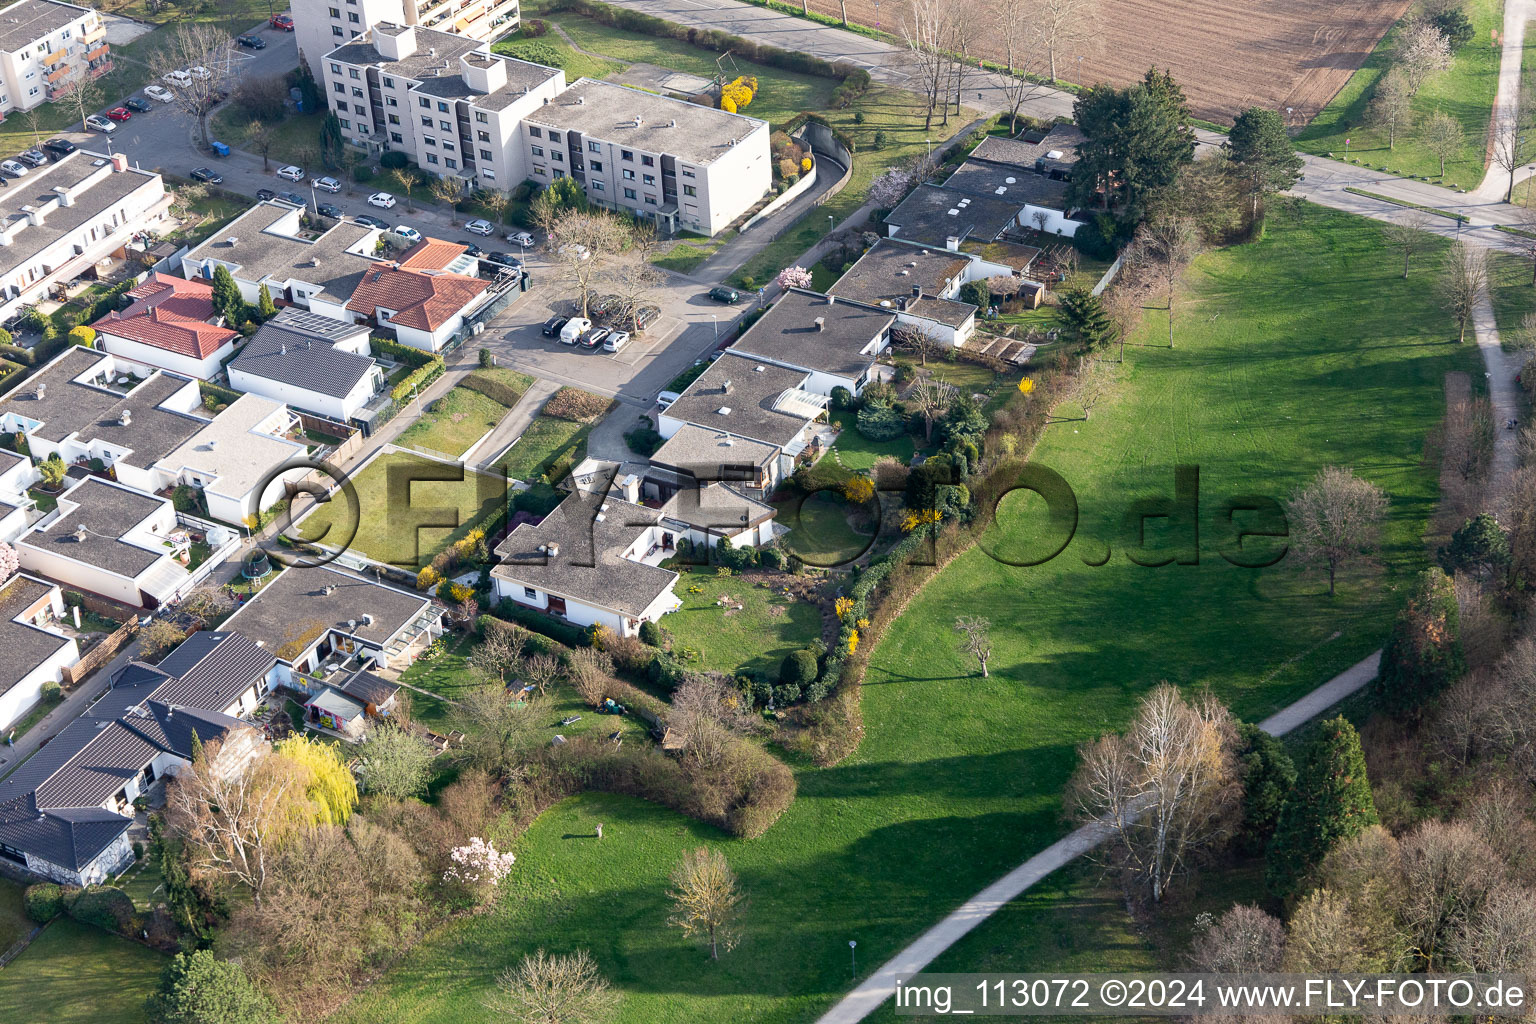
[776,265,813,291]
[0,543,17,584]
[444,836,516,906]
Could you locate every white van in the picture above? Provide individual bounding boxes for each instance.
[559,317,591,345]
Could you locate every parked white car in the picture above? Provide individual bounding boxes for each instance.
[188,66,212,80]
[559,317,592,345]
[311,176,341,193]
[507,230,536,247]
[83,114,116,133]
[656,390,681,410]
[276,165,304,181]
[603,330,630,353]
[367,191,397,209]
[464,218,494,236]
[162,69,193,88]
[144,84,175,103]
[393,225,422,243]
[0,160,27,177]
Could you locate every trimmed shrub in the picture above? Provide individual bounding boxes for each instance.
[829,385,855,410]
[856,400,906,441]
[380,151,409,169]
[639,619,670,648]
[624,424,664,457]
[758,546,787,570]
[460,370,528,407]
[40,680,61,701]
[542,386,610,423]
[780,648,818,687]
[495,600,590,648]
[714,537,756,571]
[24,883,63,922]
[68,885,136,934]
[391,358,445,403]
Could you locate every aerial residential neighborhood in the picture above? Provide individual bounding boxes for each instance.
[0,0,1531,1020]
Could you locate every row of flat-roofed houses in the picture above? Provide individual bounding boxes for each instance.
[0,564,444,887]
[481,126,1090,642]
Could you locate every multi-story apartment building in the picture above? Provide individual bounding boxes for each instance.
[323,23,563,188]
[520,78,771,237]
[292,0,517,79]
[0,0,108,117]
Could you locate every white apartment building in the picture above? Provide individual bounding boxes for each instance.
[0,0,108,117]
[0,151,169,323]
[521,77,771,237]
[323,23,563,188]
[293,0,517,86]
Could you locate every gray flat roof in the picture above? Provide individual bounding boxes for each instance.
[970,125,1083,176]
[664,353,811,449]
[410,53,562,110]
[828,239,978,329]
[884,183,1022,247]
[232,310,377,399]
[221,566,435,662]
[325,24,483,80]
[652,422,778,476]
[0,348,206,468]
[20,477,167,579]
[0,152,160,278]
[730,289,891,379]
[491,492,677,617]
[0,574,72,701]
[944,158,1071,208]
[0,0,90,53]
[184,202,377,299]
[660,482,775,533]
[524,77,766,165]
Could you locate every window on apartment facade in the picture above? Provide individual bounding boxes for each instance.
[354,104,365,115]
[621,149,632,161]
[336,99,348,111]
[534,165,546,175]
[27,86,37,96]
[622,168,634,180]
[528,126,541,138]
[548,131,561,142]
[388,113,400,124]
[382,76,394,87]
[592,180,605,192]
[524,587,537,599]
[421,115,433,126]
[553,169,564,178]
[333,82,345,93]
[478,130,490,142]
[330,62,342,74]
[623,187,636,199]
[531,145,543,157]
[590,160,602,172]
[641,155,654,166]
[475,112,488,123]
[586,140,600,153]
[348,12,359,21]
[681,167,695,178]
[426,154,439,164]
[424,136,436,146]
[349,68,359,79]
[391,132,403,143]
[480,148,492,160]
[419,97,430,107]
[644,196,656,205]
[439,119,451,130]
[443,141,455,151]
[483,169,496,179]
[437,101,448,112]
[386,96,397,107]
[551,151,563,162]
[332,26,343,36]
[445,158,457,169]
[352,87,363,97]
[328,6,339,16]
[683,184,696,197]
[642,174,654,185]
[340,118,351,129]
[350,30,359,36]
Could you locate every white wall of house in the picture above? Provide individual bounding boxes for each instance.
[0,635,79,733]
[226,366,377,422]
[390,315,460,353]
[95,331,235,381]
[1019,203,1084,238]
[492,577,676,638]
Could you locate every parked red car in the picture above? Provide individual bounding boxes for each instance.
[270,13,294,29]
[105,107,132,122]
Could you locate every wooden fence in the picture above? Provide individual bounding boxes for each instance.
[62,618,138,688]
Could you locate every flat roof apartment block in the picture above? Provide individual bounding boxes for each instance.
[292,0,519,83]
[0,0,109,116]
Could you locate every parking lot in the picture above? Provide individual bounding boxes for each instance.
[482,254,759,409]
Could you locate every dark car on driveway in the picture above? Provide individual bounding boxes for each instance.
[580,327,611,350]
[707,285,740,304]
[124,97,152,113]
[457,241,487,257]
[355,214,390,229]
[42,138,76,159]
[256,188,276,202]
[276,190,306,207]
[189,167,223,184]
[236,34,266,48]
[541,315,569,337]
[317,202,343,218]
[484,251,521,267]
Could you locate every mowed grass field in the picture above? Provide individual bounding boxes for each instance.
[1296,0,1508,186]
[0,917,165,1024]
[327,204,1473,1024]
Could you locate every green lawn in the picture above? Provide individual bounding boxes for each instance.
[296,450,508,568]
[0,917,165,1024]
[1488,249,1535,349]
[396,386,511,459]
[826,408,918,471]
[1295,0,1507,187]
[491,35,626,84]
[653,232,736,275]
[0,878,30,949]
[495,416,590,484]
[209,109,327,169]
[774,489,876,567]
[661,568,822,676]
[322,204,1473,1024]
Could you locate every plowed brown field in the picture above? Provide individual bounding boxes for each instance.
[805,0,1412,123]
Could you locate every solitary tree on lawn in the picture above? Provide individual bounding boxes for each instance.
[1227,106,1303,222]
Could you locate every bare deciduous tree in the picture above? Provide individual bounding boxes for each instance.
[150,25,242,150]
[1380,211,1434,278]
[164,735,302,902]
[1370,68,1415,149]
[476,187,512,229]
[1285,466,1389,596]
[486,949,622,1024]
[452,676,545,777]
[1487,108,1533,202]
[520,652,561,697]
[911,376,956,442]
[1133,215,1202,349]
[1435,240,1487,343]
[1065,684,1241,902]
[1446,882,1536,973]
[899,0,958,130]
[867,166,916,210]
[1394,20,1454,96]
[476,625,528,684]
[667,846,743,960]
[391,167,422,212]
[565,646,614,707]
[549,209,632,320]
[1030,0,1102,84]
[893,322,942,366]
[1420,109,1464,178]
[953,615,993,677]
[1399,819,1504,968]
[1189,904,1285,973]
[606,223,665,329]
[430,177,463,226]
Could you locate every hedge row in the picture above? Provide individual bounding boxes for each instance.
[391,358,445,403]
[494,599,593,649]
[460,370,529,409]
[197,379,243,411]
[371,336,436,367]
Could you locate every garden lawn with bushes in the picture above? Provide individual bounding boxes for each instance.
[296,450,507,568]
[491,34,625,83]
[325,204,1479,1024]
[396,386,510,459]
[659,568,822,676]
[0,917,164,1024]
[1294,0,1506,186]
[495,415,591,484]
[826,408,918,471]
[774,489,880,567]
[0,878,29,948]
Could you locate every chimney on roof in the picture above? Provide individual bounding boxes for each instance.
[621,472,640,503]
[20,205,43,227]
[110,153,127,173]
[35,383,45,399]
[119,408,132,426]
[362,613,375,626]
[945,235,960,250]
[52,185,72,208]
[547,542,560,558]
[912,285,922,298]
[813,316,825,332]
[721,379,732,394]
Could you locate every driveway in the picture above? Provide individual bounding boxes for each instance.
[478,252,749,408]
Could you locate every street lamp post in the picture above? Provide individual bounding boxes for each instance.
[711,314,718,341]
[827,214,834,235]
[1075,55,1083,87]
[849,940,857,976]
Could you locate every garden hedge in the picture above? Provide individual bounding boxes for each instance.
[390,358,445,403]
[371,336,436,367]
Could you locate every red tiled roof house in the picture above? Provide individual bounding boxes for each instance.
[94,273,241,380]
[345,259,491,353]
